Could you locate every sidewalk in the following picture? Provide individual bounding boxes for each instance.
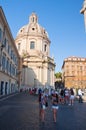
[0,92,19,101]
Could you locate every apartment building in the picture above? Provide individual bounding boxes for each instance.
[62,56,86,89]
[0,7,20,96]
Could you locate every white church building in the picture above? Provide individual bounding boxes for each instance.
[15,13,56,90]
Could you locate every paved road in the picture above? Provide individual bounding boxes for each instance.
[0,92,86,130]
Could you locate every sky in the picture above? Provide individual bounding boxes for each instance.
[0,0,86,73]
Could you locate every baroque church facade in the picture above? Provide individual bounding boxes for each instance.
[15,13,55,90]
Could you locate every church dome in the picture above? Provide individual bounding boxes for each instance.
[17,13,49,39]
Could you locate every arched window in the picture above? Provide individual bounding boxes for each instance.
[30,41,35,49]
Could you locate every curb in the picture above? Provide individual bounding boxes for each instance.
[0,92,19,101]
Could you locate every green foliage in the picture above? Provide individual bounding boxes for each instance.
[55,72,62,78]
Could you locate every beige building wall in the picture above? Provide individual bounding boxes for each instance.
[62,56,86,89]
[0,7,20,95]
[15,13,55,89]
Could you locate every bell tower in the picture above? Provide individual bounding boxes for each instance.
[80,0,86,31]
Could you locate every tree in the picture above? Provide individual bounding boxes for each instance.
[55,72,62,79]
[55,72,63,89]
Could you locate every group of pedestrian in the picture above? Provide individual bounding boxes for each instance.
[59,88,75,106]
[38,87,84,123]
[38,90,59,123]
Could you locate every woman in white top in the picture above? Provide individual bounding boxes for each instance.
[52,92,59,122]
[69,88,75,106]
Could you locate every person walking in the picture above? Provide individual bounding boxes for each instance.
[39,92,47,122]
[51,91,59,123]
[69,88,75,106]
[60,89,65,104]
[64,88,70,105]
[38,90,42,117]
[78,88,83,103]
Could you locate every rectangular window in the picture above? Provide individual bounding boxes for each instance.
[9,63,11,75]
[18,43,21,51]
[4,38,6,47]
[6,58,9,73]
[44,45,47,52]
[11,50,13,59]
[30,41,35,49]
[8,45,10,54]
[2,54,6,71]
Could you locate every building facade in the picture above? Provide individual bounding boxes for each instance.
[15,13,55,90]
[0,7,20,96]
[62,56,86,89]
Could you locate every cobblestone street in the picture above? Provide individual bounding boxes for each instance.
[0,92,86,130]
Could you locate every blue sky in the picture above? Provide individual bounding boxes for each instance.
[0,0,86,72]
